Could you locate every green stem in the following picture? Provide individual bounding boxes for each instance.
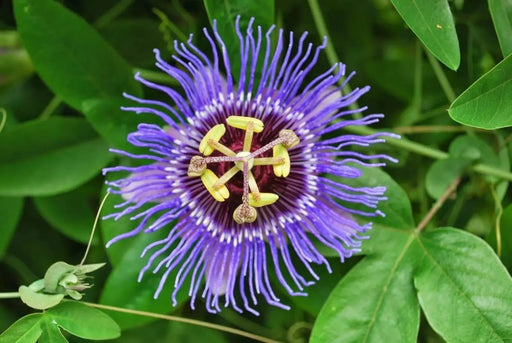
[491,184,503,257]
[81,301,281,343]
[135,68,179,85]
[218,308,277,339]
[94,0,135,28]
[425,48,456,103]
[306,0,358,111]
[345,125,512,181]
[80,192,110,265]
[0,292,20,299]
[38,96,61,120]
[0,31,20,48]
[152,8,188,42]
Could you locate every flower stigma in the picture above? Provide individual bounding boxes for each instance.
[187,115,298,224]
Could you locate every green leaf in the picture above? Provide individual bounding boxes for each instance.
[488,0,512,57]
[449,54,512,129]
[100,187,186,329]
[0,313,43,343]
[340,165,414,234]
[0,117,112,196]
[100,19,168,68]
[0,196,23,258]
[311,229,420,343]
[13,0,141,112]
[46,302,120,340]
[81,98,162,153]
[203,0,275,78]
[414,228,512,342]
[39,319,67,343]
[425,158,471,199]
[100,226,188,329]
[34,182,99,244]
[390,0,460,70]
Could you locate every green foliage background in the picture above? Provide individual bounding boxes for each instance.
[1,0,512,342]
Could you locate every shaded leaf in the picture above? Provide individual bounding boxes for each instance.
[390,0,460,70]
[81,97,162,153]
[449,54,512,129]
[0,196,23,258]
[100,226,187,329]
[0,117,112,196]
[203,0,274,77]
[13,0,141,112]
[425,158,471,199]
[488,0,512,57]
[34,182,99,244]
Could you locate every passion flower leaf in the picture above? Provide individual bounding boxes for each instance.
[13,0,141,111]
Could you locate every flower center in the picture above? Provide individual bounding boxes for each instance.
[187,116,300,224]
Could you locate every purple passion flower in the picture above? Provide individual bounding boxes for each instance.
[103,17,397,315]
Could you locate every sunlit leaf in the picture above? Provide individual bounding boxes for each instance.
[449,54,512,129]
[415,228,512,342]
[390,0,460,70]
[46,302,120,340]
[0,314,43,343]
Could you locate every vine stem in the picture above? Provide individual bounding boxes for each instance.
[79,192,110,266]
[345,125,512,181]
[393,125,486,134]
[0,292,20,299]
[416,177,461,232]
[0,108,6,133]
[425,48,456,103]
[80,301,281,343]
[491,185,503,257]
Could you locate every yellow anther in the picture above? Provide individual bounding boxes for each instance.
[201,169,229,202]
[249,193,279,207]
[234,151,254,171]
[272,144,291,177]
[279,129,300,149]
[187,156,206,177]
[226,116,264,133]
[233,204,257,224]
[199,124,226,156]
